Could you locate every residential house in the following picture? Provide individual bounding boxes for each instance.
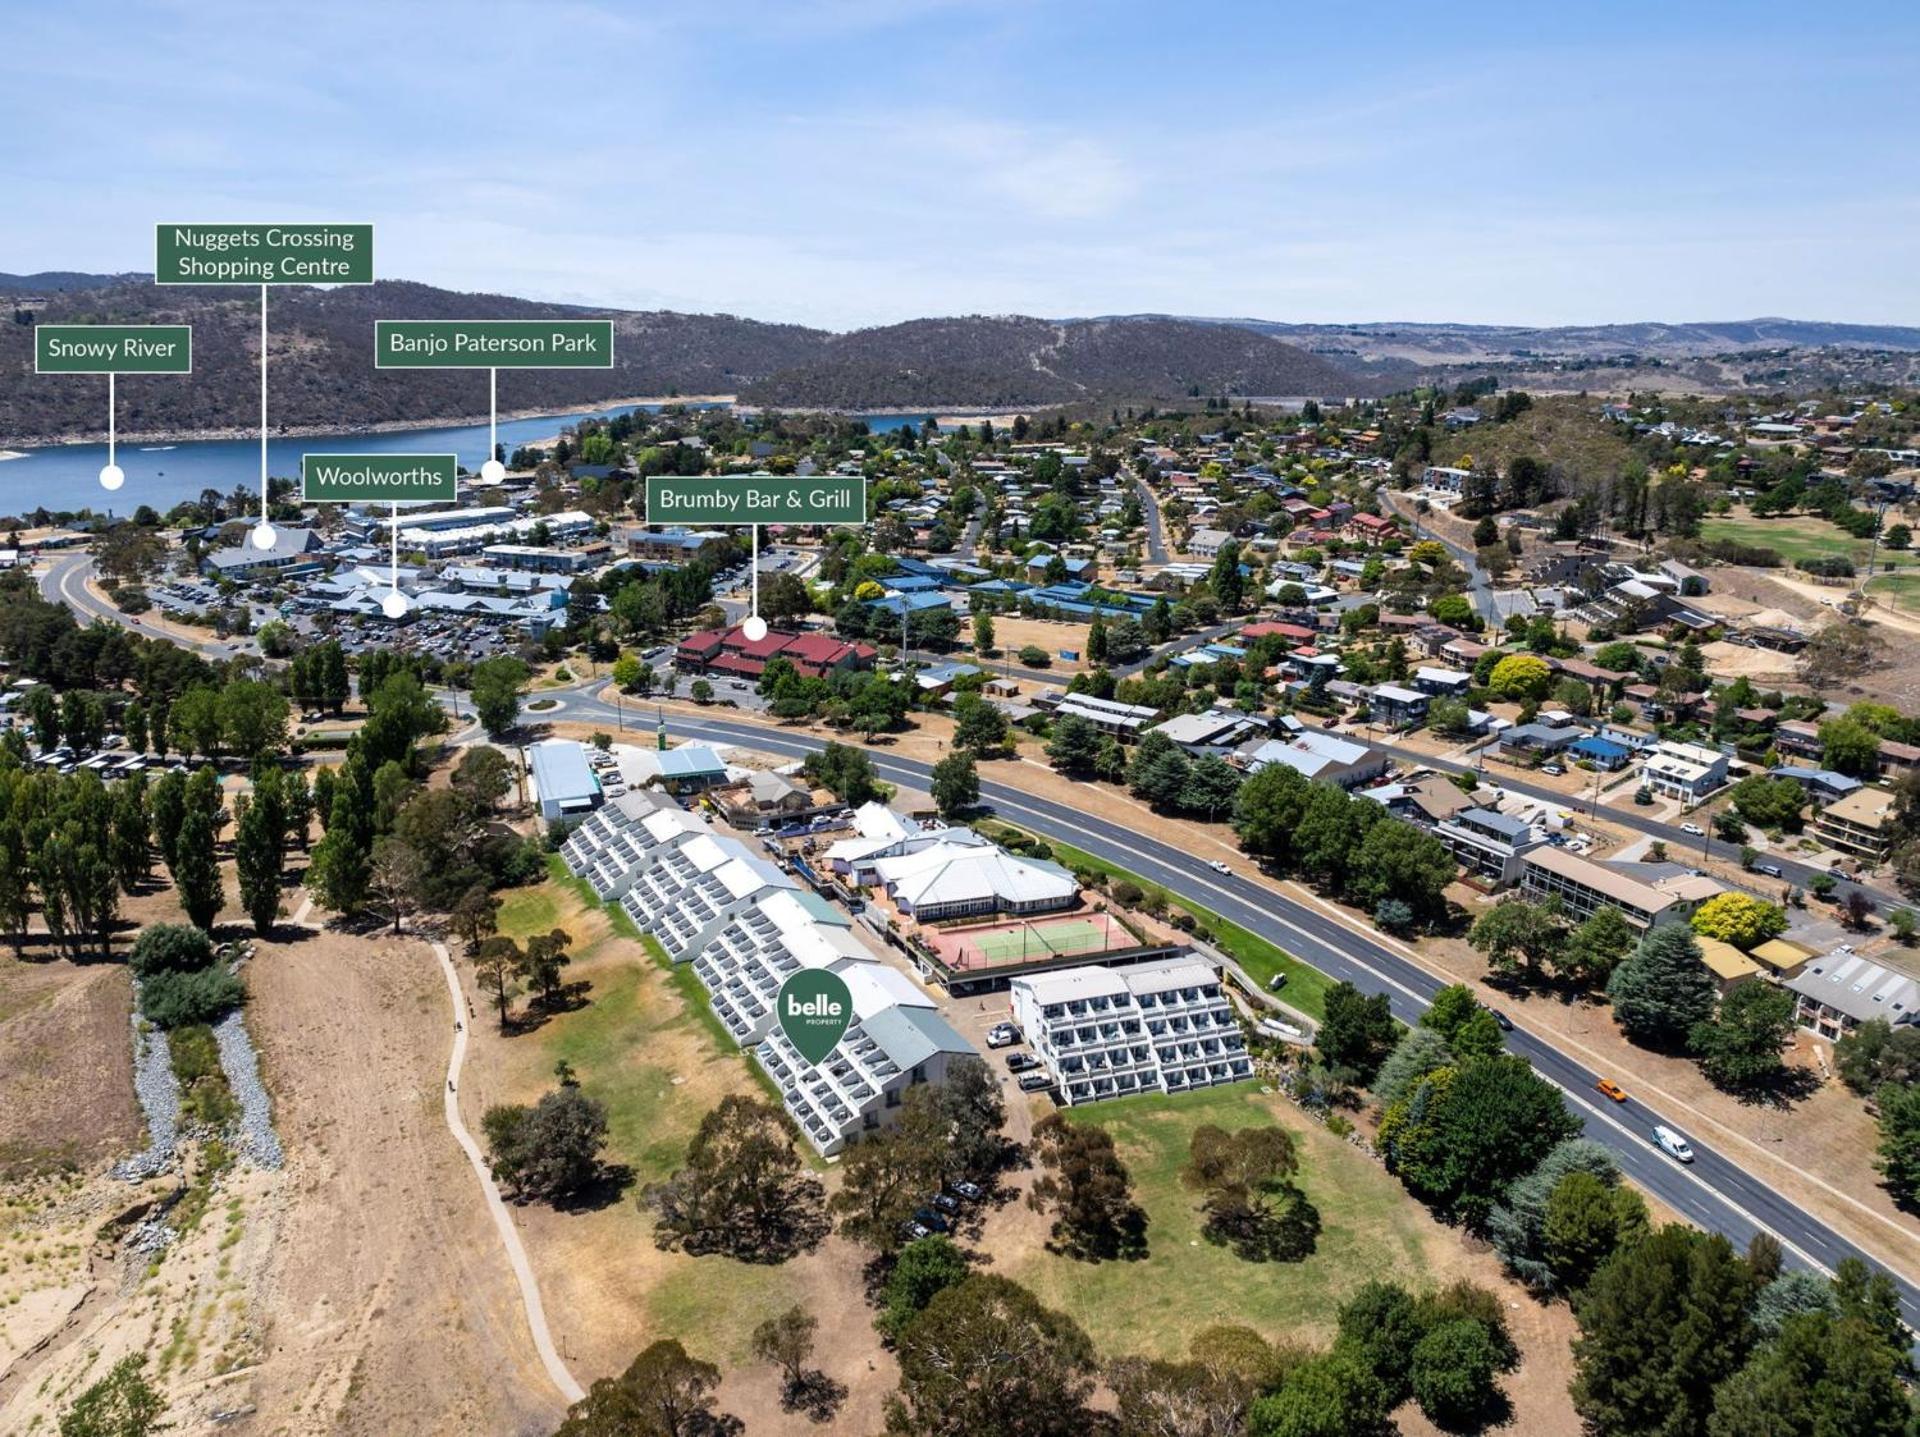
[1369,684,1430,729]
[1642,740,1730,801]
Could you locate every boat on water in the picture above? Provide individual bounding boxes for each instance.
[138,445,178,452]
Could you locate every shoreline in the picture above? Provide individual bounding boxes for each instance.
[0,395,741,452]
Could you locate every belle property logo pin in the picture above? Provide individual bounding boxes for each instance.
[776,970,854,1064]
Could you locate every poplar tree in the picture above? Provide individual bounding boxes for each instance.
[172,805,224,931]
[235,767,286,935]
[309,755,374,912]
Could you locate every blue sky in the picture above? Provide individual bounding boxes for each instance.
[7,0,1918,329]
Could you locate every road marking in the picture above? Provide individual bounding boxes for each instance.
[555,708,1919,1295]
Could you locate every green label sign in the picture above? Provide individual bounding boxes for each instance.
[155,223,374,285]
[35,325,192,373]
[302,453,458,504]
[776,970,854,1065]
[375,319,615,369]
[646,476,867,526]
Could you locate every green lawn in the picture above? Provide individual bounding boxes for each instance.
[1012,1084,1440,1357]
[534,951,747,1185]
[1701,512,1919,571]
[1867,570,1920,617]
[496,884,562,941]
[982,823,1335,1022]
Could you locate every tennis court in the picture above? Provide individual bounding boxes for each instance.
[928,912,1135,971]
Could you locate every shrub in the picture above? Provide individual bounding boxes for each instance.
[129,923,217,978]
[139,967,244,1029]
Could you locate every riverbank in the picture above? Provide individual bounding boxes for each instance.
[1,394,739,451]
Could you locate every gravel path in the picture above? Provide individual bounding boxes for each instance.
[213,1008,285,1170]
[112,1013,181,1182]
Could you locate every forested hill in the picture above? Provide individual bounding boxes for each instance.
[1,278,1380,442]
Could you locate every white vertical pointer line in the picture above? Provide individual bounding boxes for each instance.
[259,284,269,524]
[107,372,115,469]
[489,366,497,467]
[751,523,760,621]
[390,500,399,594]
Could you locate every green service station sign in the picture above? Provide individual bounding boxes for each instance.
[35,325,192,373]
[775,970,855,1064]
[302,453,459,505]
[155,223,375,285]
[646,475,867,526]
[375,319,615,369]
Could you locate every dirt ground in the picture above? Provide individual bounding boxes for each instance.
[238,924,562,1437]
[982,613,1094,673]
[0,907,562,1437]
[0,955,141,1179]
[453,878,901,1436]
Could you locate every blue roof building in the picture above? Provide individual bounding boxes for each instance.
[1570,736,1632,770]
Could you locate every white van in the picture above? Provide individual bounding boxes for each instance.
[1652,1125,1695,1164]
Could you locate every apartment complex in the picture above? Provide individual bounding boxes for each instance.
[1813,787,1898,862]
[1786,951,1920,1041]
[558,791,981,1154]
[756,965,975,1153]
[1518,847,1689,929]
[1435,807,1543,886]
[1011,957,1254,1106]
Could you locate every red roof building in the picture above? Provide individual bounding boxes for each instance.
[675,624,878,681]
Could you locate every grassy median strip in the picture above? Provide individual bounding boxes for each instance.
[981,821,1334,1023]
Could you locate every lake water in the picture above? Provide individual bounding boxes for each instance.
[0,406,930,518]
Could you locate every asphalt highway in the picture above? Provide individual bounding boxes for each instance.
[552,693,1920,1325]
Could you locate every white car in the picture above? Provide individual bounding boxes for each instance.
[1208,860,1231,875]
[1652,1125,1695,1164]
[1680,822,1704,836]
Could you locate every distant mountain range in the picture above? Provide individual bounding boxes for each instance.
[1114,314,1920,363]
[4,271,1917,444]
[0,277,1378,442]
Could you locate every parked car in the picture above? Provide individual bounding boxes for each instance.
[1680,822,1704,836]
[1489,1009,1513,1031]
[1756,863,1784,878]
[1017,1071,1053,1093]
[912,1207,951,1234]
[1004,1052,1040,1073]
[1652,1125,1695,1163]
[901,1217,934,1241]
[985,1023,1019,1049]
[1267,972,1289,992]
[948,1179,984,1202]
[1541,764,1565,776]
[930,1192,960,1216]
[1595,1078,1628,1103]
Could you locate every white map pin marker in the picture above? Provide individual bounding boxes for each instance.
[742,615,769,642]
[381,590,410,619]
[251,521,278,550]
[481,459,506,483]
[100,463,126,491]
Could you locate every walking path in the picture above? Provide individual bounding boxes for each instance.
[427,938,585,1407]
